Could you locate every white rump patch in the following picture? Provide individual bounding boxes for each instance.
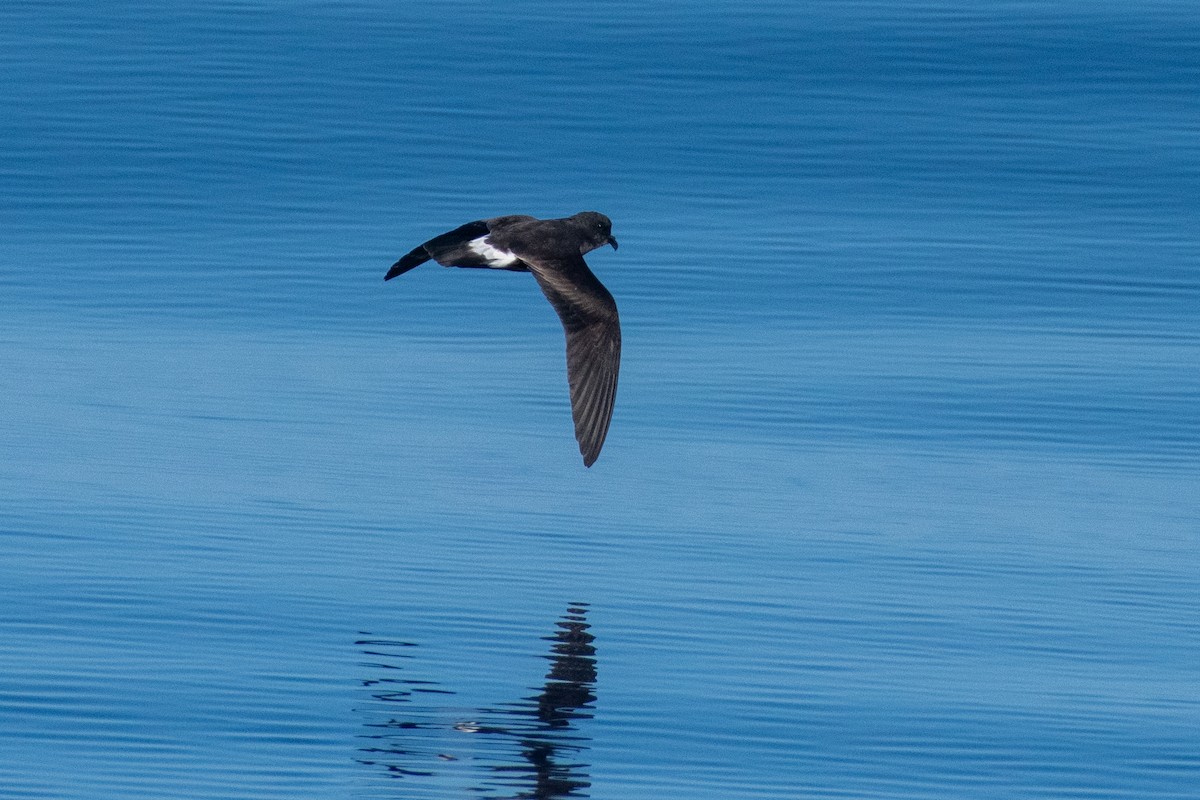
[468,236,520,268]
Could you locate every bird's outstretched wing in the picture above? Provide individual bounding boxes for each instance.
[385,216,536,280]
[522,254,621,467]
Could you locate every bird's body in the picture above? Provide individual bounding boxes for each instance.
[385,212,621,467]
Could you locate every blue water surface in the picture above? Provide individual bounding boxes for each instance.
[2,1,1199,798]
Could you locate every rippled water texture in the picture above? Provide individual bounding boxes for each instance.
[2,1,1199,798]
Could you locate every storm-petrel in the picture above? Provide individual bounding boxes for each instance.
[385,211,621,467]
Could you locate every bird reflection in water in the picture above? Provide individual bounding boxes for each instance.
[355,603,597,798]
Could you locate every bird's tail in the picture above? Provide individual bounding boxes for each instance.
[385,245,430,280]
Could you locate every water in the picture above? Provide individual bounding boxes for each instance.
[2,1,1199,797]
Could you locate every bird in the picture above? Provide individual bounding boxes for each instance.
[385,211,621,467]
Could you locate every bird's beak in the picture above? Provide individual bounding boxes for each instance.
[607,235,619,251]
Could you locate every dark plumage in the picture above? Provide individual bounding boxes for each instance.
[385,211,621,467]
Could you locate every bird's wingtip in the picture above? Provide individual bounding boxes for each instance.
[384,260,407,281]
[386,246,432,281]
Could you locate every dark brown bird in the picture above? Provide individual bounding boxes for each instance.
[385,211,621,467]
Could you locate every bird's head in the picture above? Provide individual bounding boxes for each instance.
[572,211,618,254]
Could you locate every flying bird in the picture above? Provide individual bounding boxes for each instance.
[385,211,621,467]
